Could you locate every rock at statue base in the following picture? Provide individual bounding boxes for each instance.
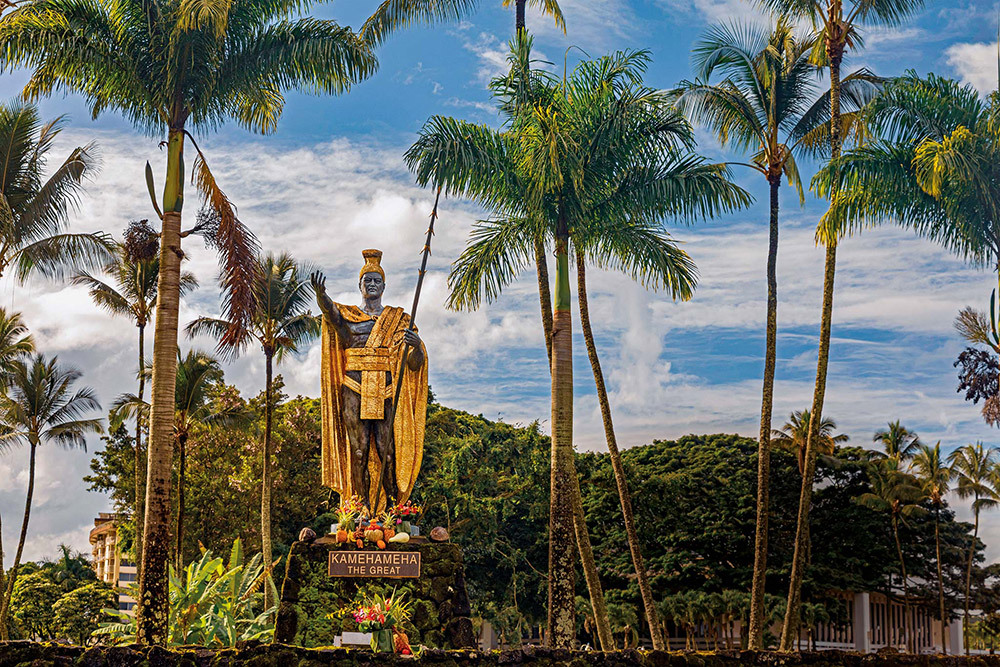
[298,527,317,542]
[429,526,449,542]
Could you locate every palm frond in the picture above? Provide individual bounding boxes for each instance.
[16,142,101,243]
[362,0,479,45]
[447,217,540,311]
[72,271,133,317]
[578,225,698,300]
[15,231,116,281]
[186,317,233,342]
[191,149,260,352]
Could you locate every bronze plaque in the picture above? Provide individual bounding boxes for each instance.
[328,550,421,579]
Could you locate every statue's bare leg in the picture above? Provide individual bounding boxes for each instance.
[375,397,398,505]
[341,387,370,506]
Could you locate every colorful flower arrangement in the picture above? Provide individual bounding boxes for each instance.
[351,591,413,654]
[387,500,423,536]
[333,496,416,548]
[388,500,423,522]
[336,495,367,531]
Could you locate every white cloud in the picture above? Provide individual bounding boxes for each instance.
[652,0,773,28]
[946,41,999,95]
[445,97,496,114]
[528,0,640,46]
[458,31,511,84]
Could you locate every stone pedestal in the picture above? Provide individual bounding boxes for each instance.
[274,539,476,649]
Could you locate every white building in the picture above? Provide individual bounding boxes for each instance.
[89,513,137,614]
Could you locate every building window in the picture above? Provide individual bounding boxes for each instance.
[118,572,137,583]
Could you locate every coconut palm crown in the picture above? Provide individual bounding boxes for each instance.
[771,408,848,474]
[0,101,112,282]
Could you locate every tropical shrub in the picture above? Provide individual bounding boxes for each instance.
[94,539,276,646]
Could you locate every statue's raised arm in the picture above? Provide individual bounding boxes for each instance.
[310,271,343,330]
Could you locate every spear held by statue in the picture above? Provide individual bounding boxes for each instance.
[371,184,443,514]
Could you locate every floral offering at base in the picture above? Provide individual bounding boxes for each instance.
[388,500,423,536]
[351,591,413,654]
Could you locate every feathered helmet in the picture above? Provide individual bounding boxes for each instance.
[359,249,385,281]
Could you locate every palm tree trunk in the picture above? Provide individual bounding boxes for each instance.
[0,441,36,639]
[748,175,780,650]
[779,46,845,654]
[137,127,185,646]
[262,350,275,609]
[964,506,979,654]
[570,469,613,650]
[135,323,146,573]
[936,505,947,652]
[893,517,913,652]
[547,222,576,649]
[535,238,553,365]
[533,238,609,646]
[576,253,664,650]
[176,431,187,571]
[515,0,526,33]
[779,245,837,651]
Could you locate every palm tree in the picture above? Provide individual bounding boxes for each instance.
[606,602,639,649]
[676,19,846,648]
[469,37,617,651]
[0,310,34,377]
[0,0,384,642]
[856,458,925,651]
[478,46,742,651]
[407,43,748,647]
[771,408,848,474]
[170,350,224,569]
[759,0,923,646]
[911,442,953,650]
[874,420,922,462]
[0,101,112,283]
[949,442,999,651]
[818,71,1000,433]
[111,350,239,569]
[799,602,830,650]
[0,309,33,640]
[0,354,102,638]
[816,73,1000,331]
[186,253,319,602]
[73,246,197,571]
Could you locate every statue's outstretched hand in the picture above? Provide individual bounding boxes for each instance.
[310,271,327,295]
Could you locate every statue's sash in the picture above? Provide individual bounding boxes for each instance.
[342,306,404,420]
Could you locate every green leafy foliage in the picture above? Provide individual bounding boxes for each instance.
[9,572,61,639]
[52,582,117,646]
[94,539,276,647]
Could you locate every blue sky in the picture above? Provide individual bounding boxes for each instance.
[2,0,1000,566]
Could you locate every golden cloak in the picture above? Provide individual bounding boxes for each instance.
[320,303,428,510]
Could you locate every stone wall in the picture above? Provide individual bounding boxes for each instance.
[274,538,476,649]
[5,644,1000,667]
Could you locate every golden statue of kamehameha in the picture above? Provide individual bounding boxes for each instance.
[310,249,428,512]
